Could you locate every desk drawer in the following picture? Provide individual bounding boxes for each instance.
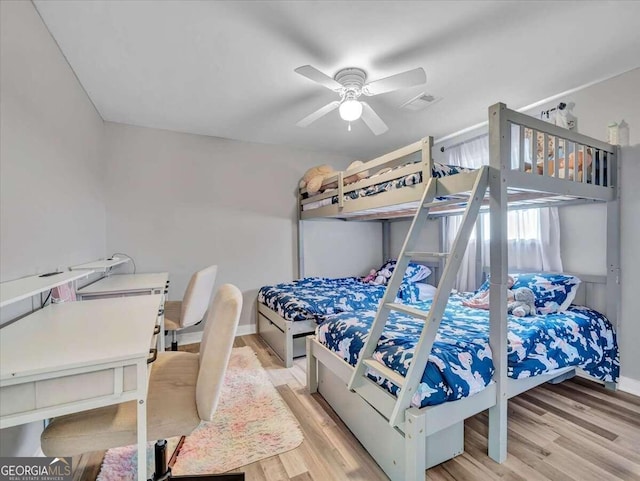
[80,291,151,300]
[0,365,138,417]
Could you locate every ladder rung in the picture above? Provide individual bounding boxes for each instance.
[404,251,449,260]
[385,302,429,320]
[363,359,405,387]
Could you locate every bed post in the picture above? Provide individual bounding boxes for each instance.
[605,145,621,390]
[297,191,305,279]
[404,410,427,481]
[439,217,446,286]
[475,217,484,289]
[306,336,318,393]
[488,102,509,463]
[422,136,434,185]
[382,220,391,262]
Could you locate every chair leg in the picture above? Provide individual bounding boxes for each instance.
[171,331,178,351]
[158,436,245,480]
[151,440,171,481]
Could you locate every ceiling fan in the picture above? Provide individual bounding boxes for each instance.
[294,65,426,135]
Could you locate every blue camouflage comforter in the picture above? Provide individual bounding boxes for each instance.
[317,294,619,408]
[332,162,474,204]
[258,277,419,322]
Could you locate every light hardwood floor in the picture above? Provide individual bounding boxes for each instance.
[72,334,640,481]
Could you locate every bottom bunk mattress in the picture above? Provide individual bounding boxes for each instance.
[316,295,619,408]
[258,277,419,323]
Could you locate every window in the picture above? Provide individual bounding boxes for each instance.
[472,210,541,242]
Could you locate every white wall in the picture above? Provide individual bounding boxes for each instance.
[0,1,106,283]
[103,122,379,329]
[302,220,382,278]
[0,0,106,456]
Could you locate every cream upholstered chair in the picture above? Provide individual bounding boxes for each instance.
[165,265,218,351]
[41,284,244,481]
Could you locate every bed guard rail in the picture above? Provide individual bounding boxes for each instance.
[500,105,617,189]
[299,137,434,207]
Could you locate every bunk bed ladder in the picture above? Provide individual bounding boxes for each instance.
[348,166,489,428]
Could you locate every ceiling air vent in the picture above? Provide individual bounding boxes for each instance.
[400,93,443,111]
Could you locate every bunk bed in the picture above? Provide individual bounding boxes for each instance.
[257,262,437,367]
[303,103,621,481]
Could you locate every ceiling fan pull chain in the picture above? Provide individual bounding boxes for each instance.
[348,122,351,132]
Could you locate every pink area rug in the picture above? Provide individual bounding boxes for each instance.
[97,346,303,480]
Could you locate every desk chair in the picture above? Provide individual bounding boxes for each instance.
[165,265,218,351]
[41,284,244,481]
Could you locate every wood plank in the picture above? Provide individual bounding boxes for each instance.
[554,435,640,480]
[541,443,625,481]
[243,460,269,481]
[290,472,314,481]
[276,385,353,481]
[463,429,531,481]
[526,384,640,448]
[427,465,458,481]
[539,410,640,464]
[233,337,247,348]
[520,391,618,441]
[571,377,640,406]
[278,448,309,479]
[540,382,640,426]
[259,455,290,481]
[566,378,640,411]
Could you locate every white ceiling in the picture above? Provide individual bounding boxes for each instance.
[34,1,640,159]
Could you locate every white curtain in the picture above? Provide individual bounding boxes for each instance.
[444,134,563,292]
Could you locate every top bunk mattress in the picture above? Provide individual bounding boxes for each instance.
[316,294,619,408]
[302,161,474,211]
[258,277,419,323]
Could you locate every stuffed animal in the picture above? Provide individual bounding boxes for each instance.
[362,269,377,284]
[372,268,393,285]
[462,276,516,310]
[300,160,369,196]
[536,149,593,180]
[299,164,336,195]
[344,160,369,184]
[508,287,536,317]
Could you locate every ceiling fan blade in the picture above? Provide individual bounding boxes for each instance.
[294,65,343,91]
[362,67,426,96]
[361,102,388,136]
[296,100,340,127]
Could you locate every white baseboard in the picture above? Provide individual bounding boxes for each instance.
[175,323,257,346]
[237,324,258,337]
[619,376,640,397]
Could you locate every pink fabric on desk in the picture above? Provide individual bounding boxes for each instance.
[52,282,76,303]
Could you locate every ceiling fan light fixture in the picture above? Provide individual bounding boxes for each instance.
[339,99,363,122]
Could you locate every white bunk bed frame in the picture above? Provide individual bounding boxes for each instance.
[302,102,620,481]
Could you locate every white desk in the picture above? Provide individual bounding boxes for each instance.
[77,273,169,351]
[69,257,130,272]
[77,273,169,299]
[0,270,94,308]
[0,295,162,481]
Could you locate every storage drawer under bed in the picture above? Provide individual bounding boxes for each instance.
[258,312,308,360]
